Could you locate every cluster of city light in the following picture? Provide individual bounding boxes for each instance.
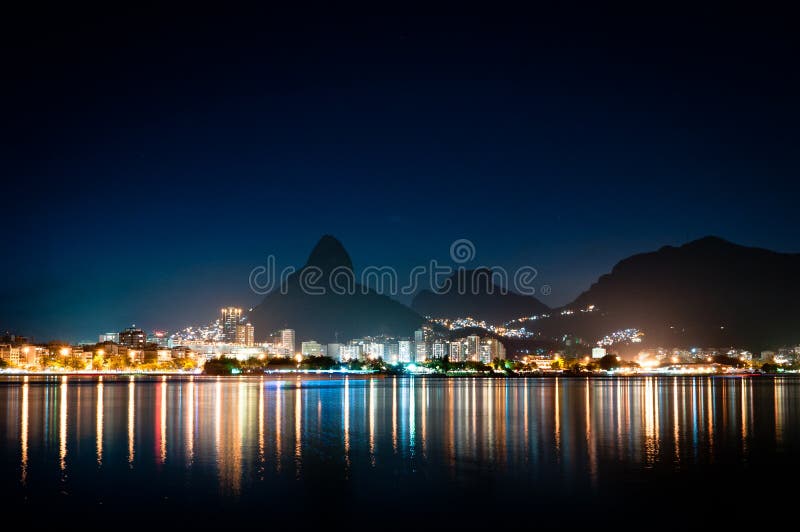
[597,328,644,346]
[170,319,224,344]
[506,304,595,326]
[428,317,536,339]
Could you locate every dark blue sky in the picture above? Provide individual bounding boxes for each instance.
[3,7,799,342]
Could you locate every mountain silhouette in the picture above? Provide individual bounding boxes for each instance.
[411,268,550,323]
[551,236,800,349]
[248,235,424,344]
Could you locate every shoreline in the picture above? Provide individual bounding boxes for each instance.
[0,369,793,378]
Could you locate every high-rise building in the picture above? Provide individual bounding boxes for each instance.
[327,343,342,361]
[221,307,242,342]
[432,340,448,360]
[398,340,413,363]
[340,344,362,361]
[449,340,463,362]
[465,335,480,362]
[281,329,296,355]
[384,342,399,364]
[365,342,384,360]
[301,340,323,357]
[235,323,255,346]
[479,338,506,363]
[414,342,428,362]
[99,332,119,343]
[119,326,146,348]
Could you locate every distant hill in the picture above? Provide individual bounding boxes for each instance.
[411,268,550,323]
[248,235,424,344]
[556,236,800,349]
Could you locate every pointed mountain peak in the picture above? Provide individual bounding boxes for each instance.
[304,234,354,272]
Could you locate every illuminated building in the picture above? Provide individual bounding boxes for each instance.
[327,343,342,361]
[119,326,146,348]
[398,340,413,363]
[384,342,399,364]
[340,344,361,361]
[465,335,480,362]
[366,342,384,360]
[147,330,171,347]
[448,340,463,362]
[301,340,324,357]
[281,329,296,355]
[221,307,242,343]
[414,342,428,362]
[99,332,119,343]
[479,338,506,363]
[236,323,255,346]
[432,340,448,360]
[592,347,607,359]
[0,344,21,365]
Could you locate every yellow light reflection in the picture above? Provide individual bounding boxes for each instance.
[294,379,302,475]
[21,379,28,485]
[554,378,560,456]
[159,377,167,464]
[275,381,282,472]
[97,378,104,466]
[60,376,68,473]
[128,377,135,466]
[186,379,194,465]
[775,377,784,446]
[258,379,264,470]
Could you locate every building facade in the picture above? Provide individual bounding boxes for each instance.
[221,307,242,343]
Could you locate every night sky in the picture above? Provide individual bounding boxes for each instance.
[3,7,798,342]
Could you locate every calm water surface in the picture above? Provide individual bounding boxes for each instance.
[1,375,799,526]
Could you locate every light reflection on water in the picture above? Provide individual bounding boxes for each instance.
[2,375,800,519]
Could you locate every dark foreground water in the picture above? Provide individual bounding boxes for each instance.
[1,375,799,527]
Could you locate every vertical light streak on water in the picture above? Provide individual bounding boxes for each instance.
[447,379,455,470]
[186,378,195,466]
[585,378,597,485]
[706,377,714,452]
[775,378,784,447]
[421,377,427,459]
[258,379,264,472]
[523,378,529,465]
[21,377,28,486]
[59,376,68,474]
[554,378,561,459]
[343,377,350,474]
[471,379,477,462]
[673,377,680,464]
[392,377,398,453]
[487,380,494,462]
[409,377,416,459]
[215,378,222,472]
[128,377,135,466]
[369,378,376,466]
[96,378,104,467]
[741,378,748,454]
[160,376,167,464]
[691,378,699,458]
[275,381,282,472]
[616,379,623,461]
[294,379,301,477]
